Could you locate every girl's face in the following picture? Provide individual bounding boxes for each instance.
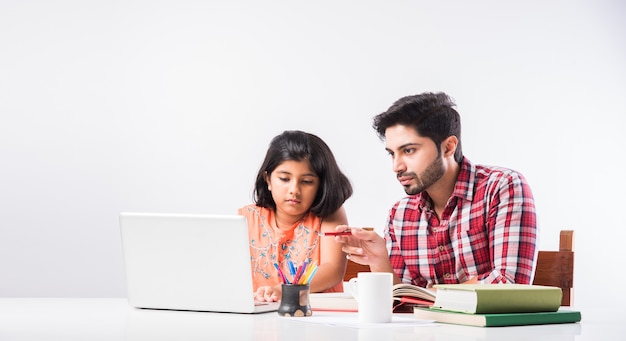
[265,160,319,221]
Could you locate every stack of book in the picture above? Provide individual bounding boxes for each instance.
[412,284,582,327]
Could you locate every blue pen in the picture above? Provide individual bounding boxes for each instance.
[292,261,306,284]
[288,260,297,278]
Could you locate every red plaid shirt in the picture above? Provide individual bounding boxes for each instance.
[385,157,538,287]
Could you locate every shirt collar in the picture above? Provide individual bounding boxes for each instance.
[452,157,476,202]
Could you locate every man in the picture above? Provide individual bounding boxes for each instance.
[337,92,538,287]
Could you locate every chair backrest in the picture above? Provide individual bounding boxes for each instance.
[532,230,574,306]
[342,230,575,306]
[343,260,370,283]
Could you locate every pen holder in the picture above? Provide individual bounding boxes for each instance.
[277,284,312,317]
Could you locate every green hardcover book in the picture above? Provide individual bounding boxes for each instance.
[432,284,562,314]
[413,307,582,327]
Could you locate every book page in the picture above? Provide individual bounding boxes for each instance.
[393,283,436,301]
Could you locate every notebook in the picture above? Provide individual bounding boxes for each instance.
[119,212,280,313]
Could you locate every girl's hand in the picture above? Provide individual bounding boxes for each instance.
[254,285,281,302]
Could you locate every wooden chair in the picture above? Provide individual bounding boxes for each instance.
[532,230,574,306]
[343,260,370,283]
[343,230,575,306]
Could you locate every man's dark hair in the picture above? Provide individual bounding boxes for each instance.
[372,92,463,162]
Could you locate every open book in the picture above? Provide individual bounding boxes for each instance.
[310,282,436,312]
[391,283,436,312]
[393,283,436,305]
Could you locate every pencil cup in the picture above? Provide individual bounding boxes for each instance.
[277,284,312,317]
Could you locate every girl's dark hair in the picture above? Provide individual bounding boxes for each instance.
[253,130,352,218]
[372,92,463,162]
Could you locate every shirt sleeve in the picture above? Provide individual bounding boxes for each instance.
[385,204,430,287]
[479,170,538,284]
[385,207,410,282]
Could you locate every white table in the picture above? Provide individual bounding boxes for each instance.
[0,298,621,340]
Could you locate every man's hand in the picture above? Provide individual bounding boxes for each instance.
[334,225,390,271]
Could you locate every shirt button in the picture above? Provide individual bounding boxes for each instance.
[444,273,451,279]
[439,245,445,252]
[433,228,438,232]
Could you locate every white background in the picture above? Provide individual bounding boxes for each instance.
[1,0,624,323]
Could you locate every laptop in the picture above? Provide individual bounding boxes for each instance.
[119,212,280,313]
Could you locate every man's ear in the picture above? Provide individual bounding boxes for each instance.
[443,136,458,157]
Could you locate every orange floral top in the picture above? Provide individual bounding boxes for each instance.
[238,204,343,293]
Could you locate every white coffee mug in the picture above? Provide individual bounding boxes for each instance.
[347,272,393,323]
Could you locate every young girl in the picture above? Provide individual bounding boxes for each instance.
[239,130,353,302]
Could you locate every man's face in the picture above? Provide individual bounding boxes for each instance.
[384,125,445,195]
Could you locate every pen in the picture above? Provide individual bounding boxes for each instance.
[298,261,317,284]
[287,260,297,277]
[292,260,308,284]
[320,227,374,236]
[300,264,318,285]
[274,263,290,284]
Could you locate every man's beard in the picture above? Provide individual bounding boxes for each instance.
[400,154,445,195]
